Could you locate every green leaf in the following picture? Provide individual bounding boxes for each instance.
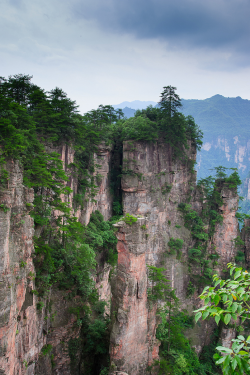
[215,315,220,325]
[232,313,237,321]
[222,293,228,303]
[232,302,238,313]
[195,312,202,322]
[216,346,233,353]
[214,279,221,287]
[202,311,209,320]
[232,358,237,370]
[216,357,226,364]
[238,335,245,341]
[213,294,220,305]
[224,313,231,325]
[234,270,241,280]
[235,354,242,369]
[224,354,231,367]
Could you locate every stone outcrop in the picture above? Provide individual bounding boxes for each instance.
[110,140,240,373]
[110,217,158,375]
[110,141,197,372]
[0,160,44,375]
[212,187,239,267]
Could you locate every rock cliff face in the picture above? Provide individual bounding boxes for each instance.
[212,187,239,267]
[45,142,113,224]
[109,140,240,373]
[0,160,44,375]
[0,139,241,375]
[0,141,114,375]
[80,142,113,224]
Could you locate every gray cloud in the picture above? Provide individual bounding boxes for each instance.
[1,0,250,112]
[72,0,250,59]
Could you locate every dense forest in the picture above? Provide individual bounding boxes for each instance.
[0,75,249,375]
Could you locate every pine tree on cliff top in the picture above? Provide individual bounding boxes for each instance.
[159,85,182,117]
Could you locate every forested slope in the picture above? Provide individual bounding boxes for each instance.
[0,78,248,375]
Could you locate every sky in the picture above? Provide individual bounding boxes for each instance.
[1,0,250,113]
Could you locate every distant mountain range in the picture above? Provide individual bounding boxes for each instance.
[113,100,157,110]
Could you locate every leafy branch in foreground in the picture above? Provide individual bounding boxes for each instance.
[195,263,250,374]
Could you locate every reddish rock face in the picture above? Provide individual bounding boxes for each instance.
[212,187,239,267]
[110,141,198,373]
[110,218,159,375]
[0,160,45,375]
[110,140,240,372]
[0,142,114,375]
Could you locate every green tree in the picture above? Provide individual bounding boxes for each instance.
[159,85,182,118]
[195,263,250,374]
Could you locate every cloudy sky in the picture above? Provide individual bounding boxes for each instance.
[1,0,250,112]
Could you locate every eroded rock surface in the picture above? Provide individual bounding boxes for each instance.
[0,160,44,375]
[110,140,240,373]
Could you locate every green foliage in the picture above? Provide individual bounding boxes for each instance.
[112,200,123,216]
[77,301,110,375]
[161,183,172,195]
[34,211,117,298]
[0,203,9,213]
[235,251,245,264]
[119,115,158,142]
[147,266,212,375]
[186,281,196,297]
[159,85,182,117]
[123,213,137,226]
[178,167,241,290]
[68,337,81,367]
[154,309,209,375]
[115,87,203,160]
[234,236,245,248]
[195,263,250,374]
[36,301,44,311]
[167,237,183,257]
[236,212,250,225]
[40,344,53,356]
[147,265,173,302]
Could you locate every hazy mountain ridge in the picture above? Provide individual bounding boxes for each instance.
[112,100,157,110]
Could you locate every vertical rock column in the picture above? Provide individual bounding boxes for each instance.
[212,187,239,267]
[110,217,159,375]
[0,160,45,375]
[110,140,197,373]
[80,142,114,224]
